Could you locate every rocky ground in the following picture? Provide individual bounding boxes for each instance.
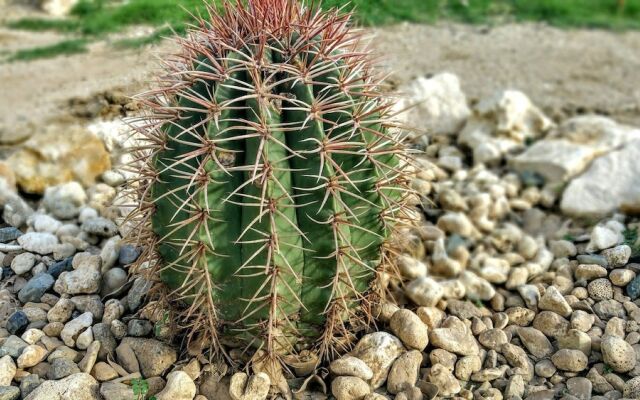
[1,69,640,400]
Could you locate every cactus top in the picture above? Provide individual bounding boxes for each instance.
[126,0,414,361]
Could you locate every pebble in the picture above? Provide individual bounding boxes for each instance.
[602,245,631,268]
[10,253,36,275]
[532,311,569,338]
[0,356,16,386]
[54,268,101,295]
[429,317,479,356]
[17,344,47,368]
[600,335,636,373]
[551,349,588,372]
[120,337,177,378]
[350,332,405,388]
[21,372,99,400]
[587,225,620,252]
[329,356,373,381]
[17,233,58,255]
[18,273,54,303]
[47,257,73,278]
[81,218,118,237]
[460,271,495,301]
[389,309,429,351]
[0,228,22,243]
[627,275,640,299]
[0,336,28,358]
[517,327,553,358]
[587,278,614,300]
[427,364,461,396]
[101,267,127,295]
[0,387,20,400]
[99,382,134,400]
[331,376,370,400]
[566,377,592,400]
[118,245,140,265]
[625,376,640,398]
[610,268,635,286]
[405,277,444,307]
[386,350,422,394]
[155,371,196,400]
[47,298,75,323]
[48,358,80,380]
[538,285,572,317]
[127,319,153,337]
[229,372,270,400]
[60,312,93,347]
[42,182,87,220]
[91,362,118,381]
[6,311,29,335]
[32,214,62,234]
[21,328,44,345]
[78,340,100,373]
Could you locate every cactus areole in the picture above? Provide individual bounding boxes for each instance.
[127,0,414,362]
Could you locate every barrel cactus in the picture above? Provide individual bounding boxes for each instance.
[125,0,414,363]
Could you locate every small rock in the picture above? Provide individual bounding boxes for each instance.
[427,364,461,396]
[586,225,621,252]
[588,278,613,300]
[6,311,29,335]
[117,245,140,265]
[229,372,270,400]
[517,327,553,358]
[11,253,36,275]
[567,377,592,400]
[601,335,636,373]
[155,371,196,400]
[23,373,99,400]
[624,376,640,398]
[120,338,177,378]
[610,268,635,286]
[389,309,429,351]
[91,362,118,381]
[17,233,58,255]
[98,382,134,400]
[32,214,62,234]
[78,340,100,373]
[551,349,588,372]
[60,312,93,347]
[0,228,22,244]
[329,356,373,381]
[0,356,16,386]
[82,218,118,238]
[0,336,28,358]
[430,317,479,356]
[18,274,54,303]
[350,332,405,389]
[0,386,20,400]
[387,350,422,394]
[405,277,443,307]
[331,376,370,400]
[538,285,572,317]
[17,345,48,369]
[48,358,80,380]
[54,268,101,295]
[127,278,152,312]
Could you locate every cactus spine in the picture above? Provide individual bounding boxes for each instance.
[125,0,414,361]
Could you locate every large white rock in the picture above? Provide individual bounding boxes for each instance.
[459,90,552,164]
[511,115,640,183]
[561,139,640,217]
[25,373,99,400]
[394,73,470,137]
[40,0,80,16]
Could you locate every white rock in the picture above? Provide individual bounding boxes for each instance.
[11,252,36,275]
[586,225,623,252]
[229,372,270,400]
[32,214,63,234]
[460,271,495,301]
[17,344,48,368]
[21,328,45,345]
[329,356,374,381]
[17,232,59,255]
[405,277,444,307]
[156,371,197,400]
[24,373,99,400]
[561,139,640,217]
[55,268,101,295]
[76,327,93,350]
[61,312,93,347]
[100,236,121,272]
[351,332,405,388]
[0,355,16,386]
[459,90,552,164]
[510,116,637,184]
[43,182,87,220]
[394,73,470,136]
[40,0,80,17]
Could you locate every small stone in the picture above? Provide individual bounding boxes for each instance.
[47,257,73,278]
[533,311,569,338]
[588,278,613,300]
[454,355,481,381]
[571,310,595,332]
[6,312,29,335]
[99,236,120,272]
[17,233,58,255]
[610,269,635,286]
[47,298,75,323]
[477,329,508,350]
[329,356,373,381]
[19,375,41,399]
[538,285,572,317]
[405,277,443,307]
[602,245,631,268]
[21,328,44,345]
[0,228,22,244]
[350,332,405,389]
[127,319,153,337]
[60,312,93,347]
[101,268,127,296]
[534,359,556,378]
[81,218,118,238]
[229,372,270,400]
[427,364,461,396]
[18,274,54,303]
[91,323,116,360]
[70,295,104,320]
[0,336,28,358]
[32,214,62,234]
[120,338,177,378]
[91,362,118,381]
[127,278,152,312]
[627,275,640,299]
[601,335,636,373]
[42,182,87,220]
[567,377,592,400]
[54,268,101,295]
[587,225,621,252]
[99,382,134,400]
[551,349,588,372]
[155,371,196,400]
[389,309,429,351]
[23,372,99,400]
[517,327,553,358]
[624,376,640,398]
[115,342,139,374]
[386,350,422,394]
[17,345,47,368]
[0,356,16,386]
[505,375,525,398]
[575,264,608,281]
[117,245,140,265]
[0,386,20,400]
[429,317,479,356]
[11,253,36,275]
[331,376,370,400]
[460,271,495,301]
[78,341,100,373]
[48,358,80,380]
[76,327,93,350]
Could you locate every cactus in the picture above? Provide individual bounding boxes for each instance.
[125,0,414,362]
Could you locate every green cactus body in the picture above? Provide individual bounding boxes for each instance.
[129,0,413,359]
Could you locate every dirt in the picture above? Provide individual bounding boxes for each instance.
[1,20,640,146]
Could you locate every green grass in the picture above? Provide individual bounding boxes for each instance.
[7,39,89,61]
[5,0,640,60]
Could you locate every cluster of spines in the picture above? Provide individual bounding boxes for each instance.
[120,0,416,364]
